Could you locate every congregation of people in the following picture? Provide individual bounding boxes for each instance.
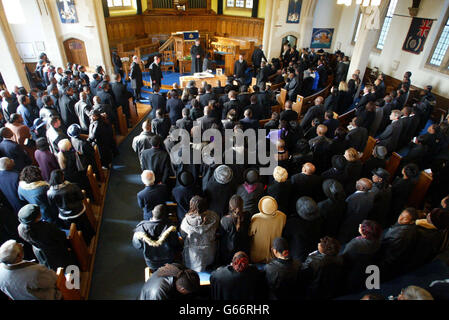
[0,43,449,301]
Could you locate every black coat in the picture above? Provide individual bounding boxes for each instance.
[137,184,170,220]
[318,195,346,239]
[59,93,78,127]
[18,221,77,270]
[300,105,325,131]
[172,184,202,222]
[111,82,132,117]
[283,216,323,262]
[88,119,116,167]
[300,252,344,300]
[149,62,162,86]
[130,62,143,90]
[140,148,172,185]
[369,183,392,227]
[338,191,374,244]
[204,179,236,218]
[0,140,32,172]
[218,214,251,265]
[265,258,301,300]
[378,223,418,281]
[346,127,368,152]
[267,180,292,215]
[132,219,181,270]
[151,117,171,140]
[234,60,248,79]
[199,92,217,108]
[149,93,167,118]
[190,45,205,74]
[378,120,403,153]
[236,183,265,215]
[222,100,242,120]
[343,160,363,195]
[166,98,184,125]
[139,263,186,300]
[290,173,323,203]
[362,156,386,179]
[252,48,267,68]
[388,177,415,226]
[210,265,267,300]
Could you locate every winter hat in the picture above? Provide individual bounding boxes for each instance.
[372,168,390,182]
[214,165,233,185]
[67,124,81,138]
[322,179,345,202]
[332,155,347,171]
[429,209,449,230]
[273,166,288,183]
[296,197,319,221]
[244,169,259,184]
[373,146,388,160]
[232,251,249,273]
[179,171,194,187]
[18,204,41,225]
[258,196,278,215]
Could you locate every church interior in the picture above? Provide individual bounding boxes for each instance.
[0,0,449,302]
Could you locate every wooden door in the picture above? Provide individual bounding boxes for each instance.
[63,38,89,67]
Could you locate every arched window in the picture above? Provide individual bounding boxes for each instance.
[427,9,449,74]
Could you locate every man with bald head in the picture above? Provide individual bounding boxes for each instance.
[300,96,325,131]
[290,162,324,204]
[0,127,32,172]
[338,178,375,244]
[137,170,170,220]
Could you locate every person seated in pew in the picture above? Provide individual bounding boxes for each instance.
[369,168,392,227]
[137,170,170,221]
[346,117,368,153]
[17,204,77,271]
[47,170,95,245]
[239,109,259,132]
[180,196,219,272]
[139,262,200,300]
[210,251,267,300]
[361,145,388,179]
[280,100,298,123]
[0,240,62,300]
[265,237,301,300]
[133,204,182,271]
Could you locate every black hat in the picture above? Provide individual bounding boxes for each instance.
[179,171,194,187]
[244,169,259,184]
[372,168,390,182]
[272,237,289,254]
[332,155,347,171]
[18,204,41,225]
[296,197,319,221]
[322,179,345,202]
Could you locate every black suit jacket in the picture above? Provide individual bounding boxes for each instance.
[378,120,403,153]
[199,92,217,108]
[140,147,172,184]
[300,105,325,130]
[346,127,368,152]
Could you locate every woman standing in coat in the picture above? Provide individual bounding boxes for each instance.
[47,170,95,245]
[18,166,57,224]
[219,195,251,265]
[180,196,219,272]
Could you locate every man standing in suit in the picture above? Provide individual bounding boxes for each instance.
[377,110,403,153]
[137,170,170,220]
[190,39,205,74]
[166,90,184,126]
[0,128,32,172]
[300,96,325,131]
[234,54,248,85]
[252,45,267,75]
[111,73,133,127]
[256,61,270,89]
[222,91,242,120]
[197,106,222,132]
[58,87,78,128]
[148,55,163,88]
[130,56,143,102]
[140,136,172,185]
[346,117,368,153]
[239,109,259,131]
[199,84,216,108]
[149,85,166,120]
[151,109,171,140]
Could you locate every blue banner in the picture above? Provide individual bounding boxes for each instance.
[184,32,200,41]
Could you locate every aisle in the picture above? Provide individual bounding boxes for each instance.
[89,122,147,300]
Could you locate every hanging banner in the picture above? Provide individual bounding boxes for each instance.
[402,17,433,55]
[286,0,302,24]
[310,28,334,49]
[57,0,79,24]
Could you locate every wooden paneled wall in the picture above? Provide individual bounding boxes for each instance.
[106,14,264,45]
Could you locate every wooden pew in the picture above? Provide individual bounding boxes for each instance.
[271,105,281,114]
[87,165,102,204]
[292,95,304,117]
[93,146,105,183]
[385,152,402,182]
[278,89,287,108]
[82,190,97,231]
[361,137,377,163]
[56,268,82,300]
[129,98,138,126]
[407,171,433,208]
[68,223,91,272]
[117,106,128,136]
[259,119,270,127]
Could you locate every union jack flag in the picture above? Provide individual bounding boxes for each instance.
[403,18,433,54]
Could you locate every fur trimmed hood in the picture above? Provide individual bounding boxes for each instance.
[134,226,177,247]
[19,180,49,190]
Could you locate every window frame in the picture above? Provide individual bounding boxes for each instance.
[374,0,399,52]
[426,9,449,75]
[226,0,253,11]
[107,0,134,10]
[352,9,363,45]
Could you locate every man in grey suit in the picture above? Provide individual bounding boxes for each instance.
[377,110,404,153]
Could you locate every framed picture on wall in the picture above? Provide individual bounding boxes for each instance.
[216,68,223,76]
[57,0,79,24]
[310,28,334,49]
[286,0,302,24]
